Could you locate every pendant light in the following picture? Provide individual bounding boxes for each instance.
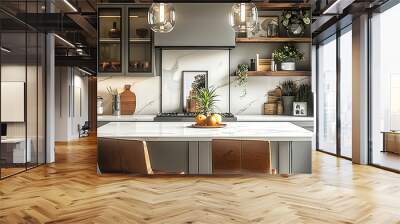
[230,3,258,33]
[148,3,176,33]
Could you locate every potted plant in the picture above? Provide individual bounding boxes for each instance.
[294,83,312,116]
[281,10,311,37]
[280,80,297,116]
[235,64,249,97]
[273,45,304,71]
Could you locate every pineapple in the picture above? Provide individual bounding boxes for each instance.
[193,87,219,116]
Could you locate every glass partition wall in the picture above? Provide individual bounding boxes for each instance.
[316,25,353,159]
[370,3,400,171]
[0,7,46,179]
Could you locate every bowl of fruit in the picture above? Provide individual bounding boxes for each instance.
[190,87,226,128]
[192,113,225,128]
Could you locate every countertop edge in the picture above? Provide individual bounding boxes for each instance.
[97,115,315,122]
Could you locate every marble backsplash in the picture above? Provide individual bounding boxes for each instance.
[97,76,160,115]
[98,50,311,115]
[162,50,230,113]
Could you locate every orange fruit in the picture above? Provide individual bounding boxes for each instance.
[206,115,217,126]
[195,114,207,125]
[212,114,222,124]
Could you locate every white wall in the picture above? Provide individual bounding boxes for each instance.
[55,67,89,141]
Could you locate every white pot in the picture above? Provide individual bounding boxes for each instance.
[281,62,296,71]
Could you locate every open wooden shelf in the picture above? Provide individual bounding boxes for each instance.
[236,37,312,43]
[247,71,311,77]
[256,2,311,11]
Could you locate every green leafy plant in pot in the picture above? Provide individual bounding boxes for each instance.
[295,83,313,116]
[235,64,249,97]
[193,86,219,116]
[281,10,311,37]
[273,45,304,71]
[280,80,297,116]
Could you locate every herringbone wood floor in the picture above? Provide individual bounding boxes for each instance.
[1,136,400,224]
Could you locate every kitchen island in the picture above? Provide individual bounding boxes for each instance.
[97,122,313,174]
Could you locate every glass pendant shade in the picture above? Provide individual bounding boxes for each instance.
[230,3,258,33]
[148,3,176,33]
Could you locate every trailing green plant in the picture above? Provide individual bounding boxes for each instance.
[296,83,312,102]
[193,86,219,115]
[280,80,297,96]
[281,10,311,30]
[235,64,249,97]
[273,45,304,63]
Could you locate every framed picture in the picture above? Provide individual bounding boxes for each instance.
[247,16,279,38]
[182,71,208,112]
[293,102,307,116]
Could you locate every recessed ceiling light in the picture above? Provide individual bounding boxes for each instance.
[63,0,78,12]
[323,0,354,15]
[1,47,11,53]
[77,67,93,76]
[54,34,75,48]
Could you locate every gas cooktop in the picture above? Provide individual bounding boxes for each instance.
[154,112,237,122]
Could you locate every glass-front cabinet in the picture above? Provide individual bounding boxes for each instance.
[128,8,152,73]
[98,8,122,74]
[97,5,154,76]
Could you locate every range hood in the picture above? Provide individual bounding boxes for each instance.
[154,3,235,47]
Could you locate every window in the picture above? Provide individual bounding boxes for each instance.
[339,26,352,158]
[370,3,400,171]
[317,35,337,154]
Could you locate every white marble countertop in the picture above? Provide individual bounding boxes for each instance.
[97,115,155,122]
[236,115,314,122]
[97,115,314,122]
[97,122,312,142]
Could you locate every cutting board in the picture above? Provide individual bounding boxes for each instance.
[120,84,136,115]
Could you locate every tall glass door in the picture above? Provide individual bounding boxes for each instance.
[339,26,352,158]
[317,35,337,154]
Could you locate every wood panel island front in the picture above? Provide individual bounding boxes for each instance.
[97,122,313,175]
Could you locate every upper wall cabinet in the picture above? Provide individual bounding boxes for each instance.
[98,8,122,74]
[128,8,153,73]
[98,5,155,76]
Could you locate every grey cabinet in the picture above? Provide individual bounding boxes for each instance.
[97,5,155,76]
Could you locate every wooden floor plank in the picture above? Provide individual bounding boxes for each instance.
[0,136,400,223]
